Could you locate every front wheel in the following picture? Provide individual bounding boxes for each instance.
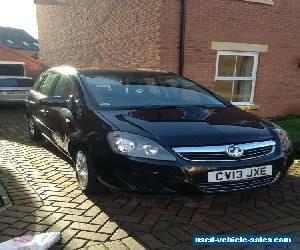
[74,150,105,195]
[28,117,42,140]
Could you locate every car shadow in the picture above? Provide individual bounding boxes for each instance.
[0,152,43,242]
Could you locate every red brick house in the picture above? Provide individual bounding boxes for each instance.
[0,44,42,78]
[35,0,300,117]
[0,26,39,59]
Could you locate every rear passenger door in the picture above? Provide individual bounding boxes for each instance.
[26,73,46,120]
[29,73,59,137]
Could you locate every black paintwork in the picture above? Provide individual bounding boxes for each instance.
[25,68,295,193]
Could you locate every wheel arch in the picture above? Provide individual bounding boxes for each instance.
[68,137,95,161]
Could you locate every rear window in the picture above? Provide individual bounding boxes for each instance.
[0,78,33,87]
[0,64,24,76]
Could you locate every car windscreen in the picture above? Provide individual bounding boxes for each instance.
[0,78,33,88]
[83,74,226,109]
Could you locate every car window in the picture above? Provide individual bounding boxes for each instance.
[33,74,46,91]
[53,75,82,111]
[39,73,59,96]
[84,74,226,109]
[0,64,24,76]
[53,75,75,100]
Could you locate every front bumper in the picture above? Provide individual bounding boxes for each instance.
[106,149,295,194]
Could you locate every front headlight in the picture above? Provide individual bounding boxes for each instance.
[107,131,176,161]
[273,124,291,151]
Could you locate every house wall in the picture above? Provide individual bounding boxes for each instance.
[0,45,41,78]
[36,0,300,117]
[36,0,162,69]
[160,0,300,117]
[159,0,181,73]
[13,49,37,58]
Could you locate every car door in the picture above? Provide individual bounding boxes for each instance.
[28,73,59,138]
[48,74,83,154]
[26,73,46,119]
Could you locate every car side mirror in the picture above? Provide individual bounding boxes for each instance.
[39,96,66,107]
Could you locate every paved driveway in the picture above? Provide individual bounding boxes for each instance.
[0,107,299,250]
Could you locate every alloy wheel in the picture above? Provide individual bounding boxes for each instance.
[28,119,35,138]
[75,151,89,190]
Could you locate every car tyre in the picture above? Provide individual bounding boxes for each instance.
[74,149,104,195]
[28,117,42,140]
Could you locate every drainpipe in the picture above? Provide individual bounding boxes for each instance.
[179,0,187,76]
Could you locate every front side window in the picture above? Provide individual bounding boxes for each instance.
[215,52,258,104]
[84,74,226,109]
[53,75,81,110]
[39,73,59,96]
[33,74,46,91]
[53,75,75,100]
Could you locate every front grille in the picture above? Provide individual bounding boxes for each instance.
[197,173,281,193]
[243,145,274,158]
[173,140,276,162]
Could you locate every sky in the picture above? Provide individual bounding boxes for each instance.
[0,0,38,38]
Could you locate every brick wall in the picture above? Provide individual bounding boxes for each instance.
[36,0,300,117]
[0,45,41,78]
[37,0,162,69]
[160,0,300,117]
[159,0,181,73]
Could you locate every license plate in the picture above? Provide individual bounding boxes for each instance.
[208,165,272,183]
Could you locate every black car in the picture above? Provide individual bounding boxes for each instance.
[25,67,294,194]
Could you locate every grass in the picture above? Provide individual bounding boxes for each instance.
[271,115,300,154]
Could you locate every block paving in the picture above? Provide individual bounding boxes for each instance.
[0,107,299,249]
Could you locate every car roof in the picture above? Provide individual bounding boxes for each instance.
[48,66,174,76]
[78,68,171,76]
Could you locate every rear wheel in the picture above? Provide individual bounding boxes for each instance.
[28,117,42,140]
[74,150,105,195]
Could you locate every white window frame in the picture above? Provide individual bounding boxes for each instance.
[215,51,259,105]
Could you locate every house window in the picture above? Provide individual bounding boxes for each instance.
[215,51,259,104]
